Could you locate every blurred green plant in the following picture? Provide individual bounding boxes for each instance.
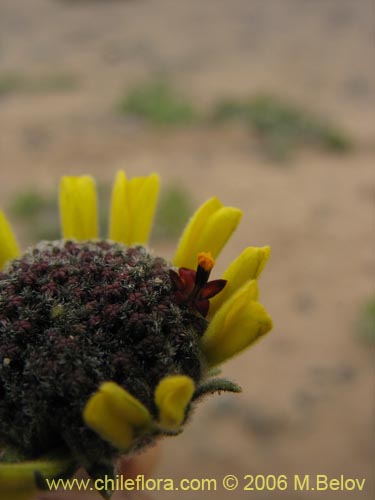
[357,297,375,344]
[212,94,352,161]
[10,191,49,218]
[152,185,193,241]
[0,75,26,96]
[119,81,198,125]
[31,74,78,92]
[9,189,60,243]
[0,72,78,97]
[33,223,61,242]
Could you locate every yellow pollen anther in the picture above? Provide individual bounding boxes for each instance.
[197,252,215,272]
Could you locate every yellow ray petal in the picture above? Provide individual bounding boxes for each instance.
[174,198,242,269]
[0,456,73,500]
[99,382,152,428]
[209,246,270,316]
[155,375,195,430]
[0,211,20,270]
[201,280,272,367]
[173,197,222,268]
[83,382,151,451]
[109,171,160,245]
[59,176,98,240]
[128,173,160,244]
[109,170,131,244]
[195,206,242,261]
[83,391,133,450]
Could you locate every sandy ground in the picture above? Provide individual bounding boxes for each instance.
[0,0,374,499]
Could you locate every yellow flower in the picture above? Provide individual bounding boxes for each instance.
[0,171,273,498]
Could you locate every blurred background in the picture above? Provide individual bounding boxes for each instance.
[0,0,374,498]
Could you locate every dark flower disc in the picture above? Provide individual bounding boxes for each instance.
[0,240,207,466]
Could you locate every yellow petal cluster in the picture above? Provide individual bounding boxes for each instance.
[83,375,196,446]
[83,382,152,451]
[59,171,159,245]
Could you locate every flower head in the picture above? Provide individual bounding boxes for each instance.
[0,171,272,498]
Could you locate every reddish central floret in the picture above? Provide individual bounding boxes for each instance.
[169,252,227,317]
